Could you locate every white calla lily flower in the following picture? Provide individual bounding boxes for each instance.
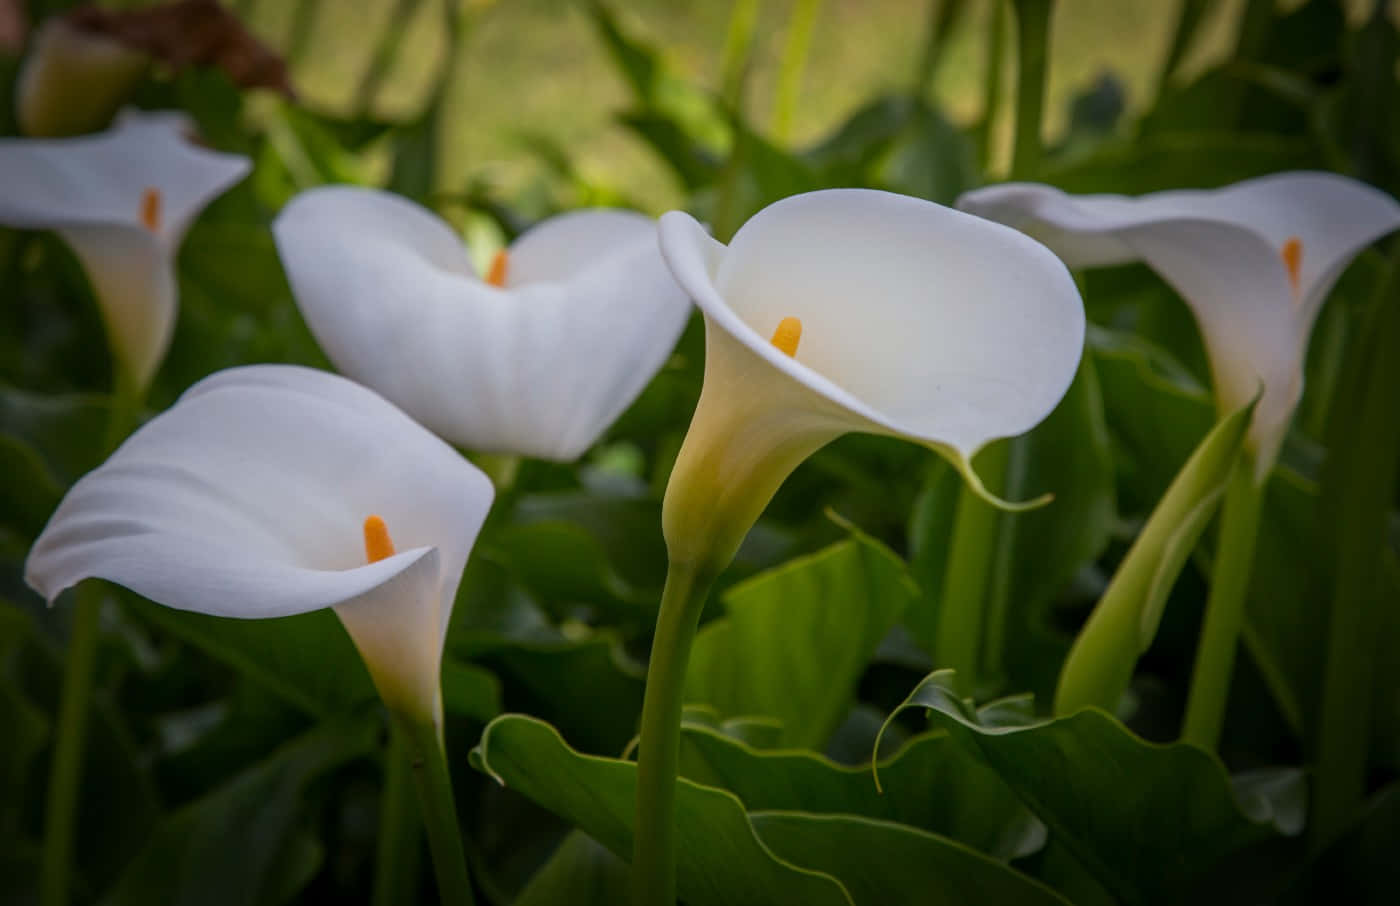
[957,173,1400,476]
[657,188,1085,571]
[0,109,251,394]
[273,186,692,462]
[16,17,147,137]
[25,365,495,723]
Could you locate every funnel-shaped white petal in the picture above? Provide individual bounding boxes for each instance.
[0,109,250,391]
[26,365,494,720]
[958,173,1400,472]
[658,189,1085,570]
[273,186,692,461]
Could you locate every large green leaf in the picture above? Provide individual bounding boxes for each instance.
[471,714,853,906]
[882,671,1279,906]
[685,531,917,750]
[473,714,1070,906]
[749,812,1070,906]
[102,718,375,906]
[677,722,1043,860]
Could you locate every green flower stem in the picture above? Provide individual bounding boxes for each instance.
[372,721,422,906]
[1181,457,1263,750]
[397,714,476,906]
[632,561,714,906]
[41,377,142,906]
[934,441,1009,690]
[1010,0,1053,178]
[39,581,103,906]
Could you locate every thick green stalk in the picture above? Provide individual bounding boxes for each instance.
[39,582,103,906]
[1309,243,1400,850]
[397,715,476,906]
[1157,0,1209,94]
[719,0,761,110]
[632,562,714,906]
[912,0,968,98]
[934,441,1009,689]
[1180,457,1263,749]
[771,0,821,142]
[1009,0,1053,178]
[372,721,422,906]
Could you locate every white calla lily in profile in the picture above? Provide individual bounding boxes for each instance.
[25,365,494,723]
[0,109,251,394]
[957,173,1400,476]
[631,188,1086,905]
[657,188,1086,571]
[273,186,692,462]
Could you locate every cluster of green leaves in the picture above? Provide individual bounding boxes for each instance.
[2,0,1399,903]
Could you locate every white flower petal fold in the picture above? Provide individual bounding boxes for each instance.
[957,173,1400,472]
[657,189,1085,569]
[273,186,692,462]
[26,365,495,721]
[0,109,251,392]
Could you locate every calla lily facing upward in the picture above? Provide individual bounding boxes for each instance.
[631,189,1085,906]
[0,109,250,395]
[958,172,1400,477]
[273,186,692,462]
[658,188,1086,572]
[26,364,494,723]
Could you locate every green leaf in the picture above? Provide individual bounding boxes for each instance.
[515,831,630,906]
[127,599,376,718]
[441,658,501,724]
[1054,394,1255,715]
[749,812,1071,906]
[475,636,645,756]
[102,718,375,906]
[882,671,1278,906]
[685,531,917,750]
[475,714,1068,906]
[470,714,853,905]
[677,722,1043,860]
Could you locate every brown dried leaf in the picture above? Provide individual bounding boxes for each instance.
[66,0,294,98]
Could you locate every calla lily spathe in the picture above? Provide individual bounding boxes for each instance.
[957,173,1400,476]
[273,186,692,462]
[25,365,495,722]
[658,188,1085,571]
[15,17,147,137]
[0,109,251,393]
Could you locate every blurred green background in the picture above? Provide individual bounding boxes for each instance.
[238,0,1270,211]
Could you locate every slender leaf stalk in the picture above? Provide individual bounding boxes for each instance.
[1181,457,1263,749]
[40,375,142,906]
[719,0,761,110]
[39,582,102,906]
[772,0,821,142]
[977,0,1007,170]
[1010,0,1053,178]
[398,714,477,906]
[632,562,714,906]
[934,441,1009,689]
